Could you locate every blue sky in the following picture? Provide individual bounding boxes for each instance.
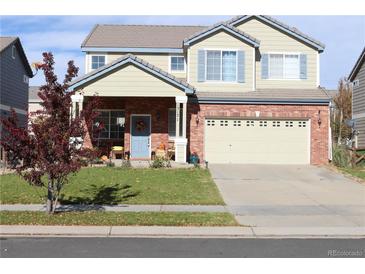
[1,15,364,89]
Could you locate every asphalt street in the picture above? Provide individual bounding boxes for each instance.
[1,237,364,258]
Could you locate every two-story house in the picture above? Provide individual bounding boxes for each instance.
[0,37,33,164]
[68,15,331,165]
[349,47,365,150]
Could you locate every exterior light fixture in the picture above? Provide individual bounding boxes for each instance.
[318,110,322,127]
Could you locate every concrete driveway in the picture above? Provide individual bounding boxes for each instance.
[210,165,365,227]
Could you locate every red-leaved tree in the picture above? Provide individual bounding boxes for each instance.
[1,53,100,213]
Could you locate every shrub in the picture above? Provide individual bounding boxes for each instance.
[106,161,115,168]
[332,145,351,168]
[150,157,170,168]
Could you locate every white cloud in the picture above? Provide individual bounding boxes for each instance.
[20,31,88,51]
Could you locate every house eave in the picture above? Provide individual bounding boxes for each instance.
[194,98,330,105]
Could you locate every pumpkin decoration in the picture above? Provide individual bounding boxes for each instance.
[101,155,108,161]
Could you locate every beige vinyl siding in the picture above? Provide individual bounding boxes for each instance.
[76,64,185,97]
[352,62,365,115]
[188,31,253,93]
[235,18,318,89]
[107,52,187,79]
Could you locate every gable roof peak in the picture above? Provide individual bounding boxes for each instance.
[183,22,260,47]
[69,53,195,93]
[226,15,325,52]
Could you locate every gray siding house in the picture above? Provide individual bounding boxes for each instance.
[349,47,365,149]
[0,37,33,162]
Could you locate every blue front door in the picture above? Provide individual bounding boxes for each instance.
[131,115,151,158]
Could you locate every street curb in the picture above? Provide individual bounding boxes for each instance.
[1,225,364,239]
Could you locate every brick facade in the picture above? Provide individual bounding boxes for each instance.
[187,102,329,165]
[84,97,329,165]
[84,97,175,157]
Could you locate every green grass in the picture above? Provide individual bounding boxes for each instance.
[341,167,365,180]
[0,167,224,205]
[0,211,238,226]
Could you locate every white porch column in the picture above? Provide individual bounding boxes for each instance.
[71,93,84,118]
[175,101,180,138]
[70,93,84,149]
[175,96,188,163]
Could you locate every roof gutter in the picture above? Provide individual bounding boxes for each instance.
[194,97,330,105]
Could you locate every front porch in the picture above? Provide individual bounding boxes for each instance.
[68,54,195,163]
[75,96,189,163]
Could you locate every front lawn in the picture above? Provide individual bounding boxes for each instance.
[340,167,365,180]
[0,211,237,226]
[0,167,224,205]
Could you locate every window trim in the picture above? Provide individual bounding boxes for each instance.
[23,75,29,84]
[204,48,239,83]
[90,54,107,71]
[266,52,303,81]
[93,109,125,140]
[11,45,16,59]
[168,55,186,73]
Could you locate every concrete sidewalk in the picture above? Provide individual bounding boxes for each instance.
[0,204,227,213]
[1,225,364,238]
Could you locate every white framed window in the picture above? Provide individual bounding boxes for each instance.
[206,50,237,82]
[268,53,300,80]
[91,55,106,70]
[93,110,125,139]
[169,56,185,72]
[11,45,16,59]
[23,75,29,84]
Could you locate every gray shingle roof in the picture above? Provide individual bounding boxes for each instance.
[183,22,260,46]
[227,15,325,51]
[0,37,18,52]
[0,36,33,77]
[69,54,195,92]
[195,88,330,103]
[82,24,206,49]
[29,86,41,102]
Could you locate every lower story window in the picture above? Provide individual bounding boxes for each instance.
[93,110,125,139]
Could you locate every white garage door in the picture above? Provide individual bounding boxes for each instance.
[205,118,310,164]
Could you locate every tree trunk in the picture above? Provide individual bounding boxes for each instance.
[46,179,54,214]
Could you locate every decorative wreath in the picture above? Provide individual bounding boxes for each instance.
[136,120,146,131]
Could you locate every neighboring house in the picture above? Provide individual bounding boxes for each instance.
[349,47,365,150]
[28,86,42,113]
[68,15,331,165]
[0,37,33,163]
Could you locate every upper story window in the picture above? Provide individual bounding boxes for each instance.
[206,50,237,82]
[170,56,185,72]
[91,55,105,70]
[11,45,16,59]
[268,53,300,80]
